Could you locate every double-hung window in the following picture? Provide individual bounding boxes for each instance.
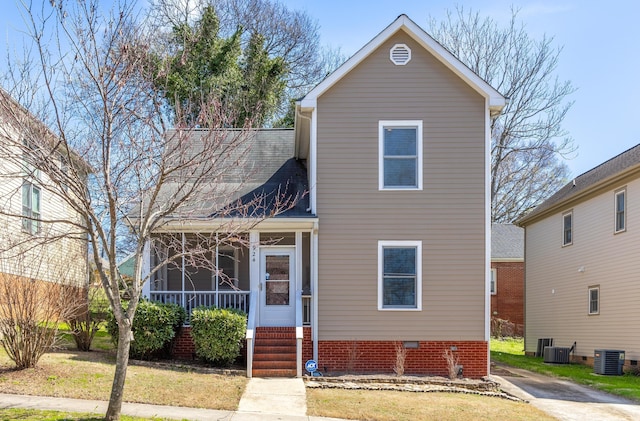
[22,181,41,234]
[378,241,422,310]
[615,189,626,233]
[588,286,599,315]
[562,211,573,246]
[379,121,423,190]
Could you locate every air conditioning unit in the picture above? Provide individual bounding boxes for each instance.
[594,350,625,375]
[543,346,570,364]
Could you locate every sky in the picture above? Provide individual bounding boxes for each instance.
[2,0,639,177]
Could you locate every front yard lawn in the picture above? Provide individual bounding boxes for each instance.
[306,388,556,421]
[0,349,247,410]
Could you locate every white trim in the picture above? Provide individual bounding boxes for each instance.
[484,103,491,344]
[153,217,319,233]
[377,240,422,311]
[588,285,600,315]
[491,258,524,263]
[310,108,317,214]
[378,120,423,190]
[141,240,151,299]
[300,15,505,112]
[311,226,319,361]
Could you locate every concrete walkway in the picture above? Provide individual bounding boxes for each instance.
[493,365,640,421]
[0,378,346,421]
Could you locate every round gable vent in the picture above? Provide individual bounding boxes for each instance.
[390,44,411,65]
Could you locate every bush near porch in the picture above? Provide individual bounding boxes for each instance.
[106,300,186,359]
[190,307,247,366]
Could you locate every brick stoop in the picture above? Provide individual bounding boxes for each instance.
[252,327,297,377]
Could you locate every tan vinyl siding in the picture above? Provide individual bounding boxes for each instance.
[316,31,487,340]
[525,176,640,360]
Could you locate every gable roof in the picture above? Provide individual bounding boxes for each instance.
[517,143,640,226]
[491,224,524,260]
[299,14,506,113]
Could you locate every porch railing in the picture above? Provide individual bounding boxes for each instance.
[149,291,250,322]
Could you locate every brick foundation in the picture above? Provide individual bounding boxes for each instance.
[316,340,488,378]
[172,327,196,359]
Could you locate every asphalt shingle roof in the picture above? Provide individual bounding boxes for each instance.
[517,143,640,225]
[491,224,523,260]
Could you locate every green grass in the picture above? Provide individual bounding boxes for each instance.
[0,408,165,420]
[491,337,640,401]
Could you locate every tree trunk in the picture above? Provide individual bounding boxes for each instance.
[105,322,133,420]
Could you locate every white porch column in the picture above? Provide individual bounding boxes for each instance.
[249,231,260,293]
[312,224,319,362]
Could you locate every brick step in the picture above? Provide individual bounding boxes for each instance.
[252,368,297,377]
[253,352,296,362]
[253,360,296,369]
[253,345,296,354]
[254,339,296,347]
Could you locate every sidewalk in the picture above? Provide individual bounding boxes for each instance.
[0,378,347,421]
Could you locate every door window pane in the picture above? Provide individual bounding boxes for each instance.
[265,255,289,305]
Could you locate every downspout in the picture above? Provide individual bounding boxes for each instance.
[312,221,319,362]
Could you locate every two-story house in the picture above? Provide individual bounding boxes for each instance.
[491,224,524,336]
[144,14,505,378]
[0,88,87,297]
[517,144,640,367]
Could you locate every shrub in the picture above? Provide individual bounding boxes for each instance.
[190,306,247,366]
[107,300,186,359]
[67,284,110,351]
[491,317,516,338]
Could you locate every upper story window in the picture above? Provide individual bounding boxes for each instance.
[378,121,423,190]
[615,189,626,233]
[22,139,40,179]
[588,286,599,315]
[378,240,422,311]
[490,268,497,295]
[562,211,573,246]
[22,181,41,235]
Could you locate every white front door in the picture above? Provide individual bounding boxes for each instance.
[259,248,295,326]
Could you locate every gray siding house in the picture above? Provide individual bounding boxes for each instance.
[143,15,505,378]
[517,144,640,366]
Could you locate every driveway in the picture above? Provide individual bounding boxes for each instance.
[493,364,640,421]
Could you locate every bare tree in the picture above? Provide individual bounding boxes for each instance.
[1,0,297,419]
[429,7,576,222]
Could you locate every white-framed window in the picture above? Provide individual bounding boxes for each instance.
[22,181,41,234]
[378,240,422,311]
[588,286,599,315]
[490,268,497,295]
[562,211,573,246]
[379,121,423,190]
[615,189,626,233]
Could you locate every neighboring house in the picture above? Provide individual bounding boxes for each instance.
[0,88,87,291]
[491,224,524,336]
[517,144,640,366]
[143,15,505,378]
